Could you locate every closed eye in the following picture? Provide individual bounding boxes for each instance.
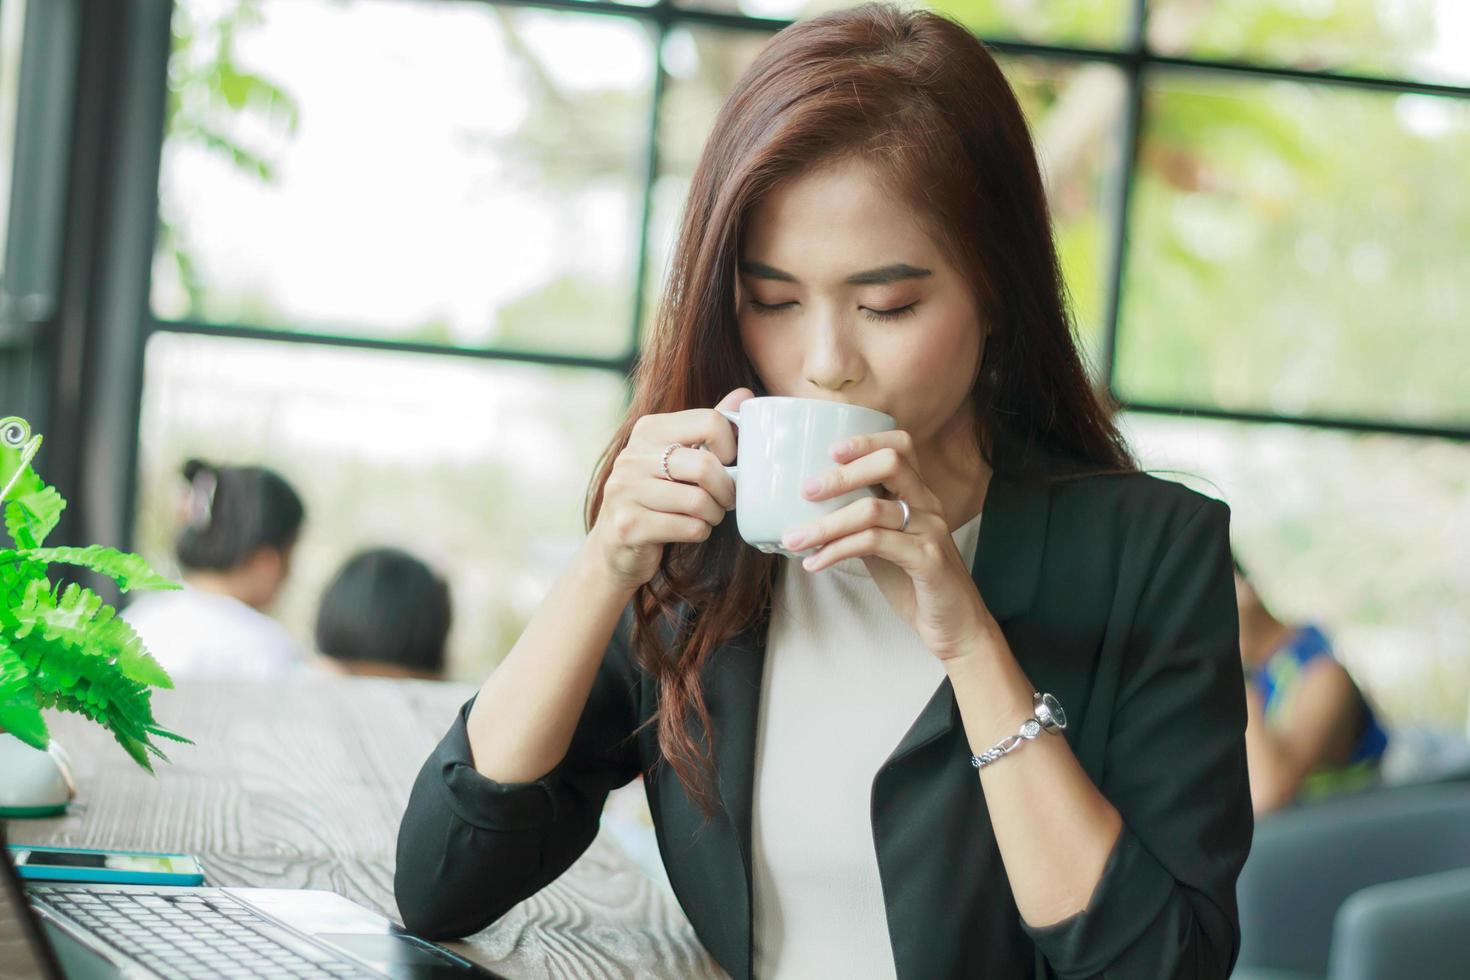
[748,300,920,320]
[862,303,918,321]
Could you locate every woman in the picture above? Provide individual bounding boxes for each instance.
[123,459,305,678]
[396,5,1251,978]
[1236,556,1388,813]
[315,547,453,681]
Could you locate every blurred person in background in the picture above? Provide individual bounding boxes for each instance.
[123,459,306,678]
[314,547,451,681]
[1236,553,1389,814]
[397,5,1251,977]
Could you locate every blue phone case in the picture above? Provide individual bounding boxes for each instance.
[6,844,206,886]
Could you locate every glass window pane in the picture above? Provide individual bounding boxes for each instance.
[650,28,1125,374]
[643,24,770,344]
[1116,73,1470,427]
[674,0,1133,48]
[1148,0,1470,88]
[133,332,628,679]
[155,0,655,358]
[0,0,26,277]
[998,55,1126,373]
[1122,412,1470,732]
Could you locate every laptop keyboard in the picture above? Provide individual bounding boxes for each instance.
[29,885,380,979]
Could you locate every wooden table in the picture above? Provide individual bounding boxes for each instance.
[3,674,726,979]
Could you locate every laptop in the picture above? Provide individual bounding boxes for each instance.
[0,824,507,979]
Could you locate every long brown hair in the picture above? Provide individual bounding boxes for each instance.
[585,2,1134,819]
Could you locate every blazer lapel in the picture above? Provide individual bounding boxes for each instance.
[707,623,765,859]
[697,621,765,980]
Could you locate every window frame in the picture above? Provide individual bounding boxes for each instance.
[147,0,1470,444]
[8,0,1470,564]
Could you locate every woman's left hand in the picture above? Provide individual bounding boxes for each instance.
[780,430,995,661]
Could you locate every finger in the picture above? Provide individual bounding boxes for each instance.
[660,445,736,510]
[781,494,920,553]
[613,508,714,546]
[701,387,754,463]
[800,526,926,573]
[714,386,755,413]
[802,446,932,509]
[631,476,728,527]
[830,429,918,469]
[633,391,750,465]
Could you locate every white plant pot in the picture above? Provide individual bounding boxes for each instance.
[0,732,76,818]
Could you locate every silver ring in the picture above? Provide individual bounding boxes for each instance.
[660,443,682,481]
[897,498,911,532]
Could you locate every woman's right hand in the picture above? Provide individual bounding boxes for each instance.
[589,387,752,591]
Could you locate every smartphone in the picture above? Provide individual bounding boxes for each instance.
[7,845,205,886]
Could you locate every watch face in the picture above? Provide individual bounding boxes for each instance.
[1038,693,1067,730]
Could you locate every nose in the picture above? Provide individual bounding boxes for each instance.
[802,306,865,393]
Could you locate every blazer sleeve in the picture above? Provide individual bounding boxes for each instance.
[1023,497,1253,979]
[393,607,644,940]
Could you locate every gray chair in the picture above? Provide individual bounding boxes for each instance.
[1326,865,1470,980]
[1234,783,1470,977]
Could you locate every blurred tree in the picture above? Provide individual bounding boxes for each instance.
[1149,0,1445,83]
[494,275,626,352]
[158,0,299,312]
[1120,12,1470,426]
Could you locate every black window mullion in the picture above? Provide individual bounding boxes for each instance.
[627,1,671,365]
[1097,0,1148,391]
[1119,398,1470,445]
[150,317,637,375]
[1144,51,1470,101]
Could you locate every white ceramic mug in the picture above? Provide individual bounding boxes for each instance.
[716,397,896,558]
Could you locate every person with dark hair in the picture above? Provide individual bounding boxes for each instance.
[1235,554,1388,813]
[315,548,452,681]
[122,459,306,678]
[397,6,1250,977]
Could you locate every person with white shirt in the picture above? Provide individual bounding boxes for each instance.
[123,459,306,679]
[395,6,1251,978]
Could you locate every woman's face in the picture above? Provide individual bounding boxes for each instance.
[736,156,986,455]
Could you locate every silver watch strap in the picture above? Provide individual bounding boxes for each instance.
[970,717,1044,769]
[969,692,1065,770]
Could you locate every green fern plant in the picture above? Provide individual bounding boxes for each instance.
[1,416,189,771]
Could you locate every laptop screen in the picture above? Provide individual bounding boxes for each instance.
[0,827,62,980]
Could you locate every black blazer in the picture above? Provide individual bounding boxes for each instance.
[396,443,1253,979]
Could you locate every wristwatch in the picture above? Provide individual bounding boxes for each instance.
[969,692,1067,770]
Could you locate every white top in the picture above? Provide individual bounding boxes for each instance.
[750,509,984,979]
[121,584,306,679]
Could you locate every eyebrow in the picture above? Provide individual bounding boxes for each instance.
[738,260,932,286]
